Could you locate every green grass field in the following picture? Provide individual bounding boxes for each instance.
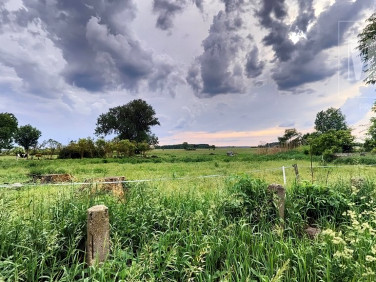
[2,148,376,281]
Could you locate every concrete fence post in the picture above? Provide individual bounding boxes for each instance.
[268,184,286,227]
[87,205,110,266]
[282,166,287,185]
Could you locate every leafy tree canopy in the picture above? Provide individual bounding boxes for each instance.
[95,99,160,143]
[314,108,348,133]
[363,103,376,151]
[0,112,18,150]
[309,130,354,162]
[358,13,376,85]
[14,124,42,155]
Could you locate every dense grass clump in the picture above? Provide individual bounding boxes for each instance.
[220,177,277,224]
[333,156,376,165]
[286,181,349,228]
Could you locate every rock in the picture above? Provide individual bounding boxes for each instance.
[305,226,321,239]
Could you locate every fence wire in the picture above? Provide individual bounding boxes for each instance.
[2,164,376,189]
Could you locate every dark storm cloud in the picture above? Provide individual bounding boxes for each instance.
[187,0,264,97]
[245,46,265,78]
[1,0,180,95]
[152,0,203,31]
[257,0,294,62]
[291,0,315,33]
[257,0,373,92]
[256,0,287,27]
[153,0,186,30]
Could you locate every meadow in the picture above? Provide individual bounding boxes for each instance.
[1,148,376,281]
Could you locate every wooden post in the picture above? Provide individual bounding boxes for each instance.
[87,205,110,266]
[268,184,286,227]
[292,164,299,182]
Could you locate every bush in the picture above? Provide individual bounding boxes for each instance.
[220,176,277,225]
[287,181,349,227]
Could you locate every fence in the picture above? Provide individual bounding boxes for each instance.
[2,163,376,189]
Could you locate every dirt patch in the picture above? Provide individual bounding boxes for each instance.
[32,173,73,183]
[81,176,127,199]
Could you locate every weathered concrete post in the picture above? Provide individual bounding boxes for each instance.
[87,205,110,266]
[268,184,286,226]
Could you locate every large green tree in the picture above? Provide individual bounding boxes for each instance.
[95,99,160,143]
[314,108,348,133]
[358,13,376,85]
[14,125,42,156]
[363,103,376,151]
[0,112,18,150]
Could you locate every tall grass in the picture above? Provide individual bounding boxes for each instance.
[2,173,376,281]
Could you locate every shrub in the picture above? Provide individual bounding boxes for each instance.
[287,181,349,227]
[220,176,277,225]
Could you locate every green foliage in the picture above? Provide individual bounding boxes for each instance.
[29,166,68,176]
[59,139,100,159]
[14,124,42,154]
[364,138,376,152]
[95,99,160,143]
[42,139,62,159]
[310,130,355,162]
[357,13,376,85]
[115,139,136,157]
[314,108,348,133]
[3,174,376,281]
[287,181,349,227]
[363,103,376,152]
[136,141,151,157]
[220,176,277,224]
[0,112,18,150]
[58,138,142,159]
[77,137,95,159]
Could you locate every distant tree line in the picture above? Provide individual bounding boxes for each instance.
[269,107,355,162]
[156,143,215,150]
[59,138,151,159]
[0,99,161,159]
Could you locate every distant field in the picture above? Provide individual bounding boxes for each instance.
[1,147,375,186]
[2,148,376,280]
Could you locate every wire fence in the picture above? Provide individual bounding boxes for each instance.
[2,163,376,189]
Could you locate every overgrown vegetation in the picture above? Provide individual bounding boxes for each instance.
[2,169,376,280]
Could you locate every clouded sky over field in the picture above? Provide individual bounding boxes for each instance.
[0,0,375,146]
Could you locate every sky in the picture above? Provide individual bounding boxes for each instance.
[0,0,375,146]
